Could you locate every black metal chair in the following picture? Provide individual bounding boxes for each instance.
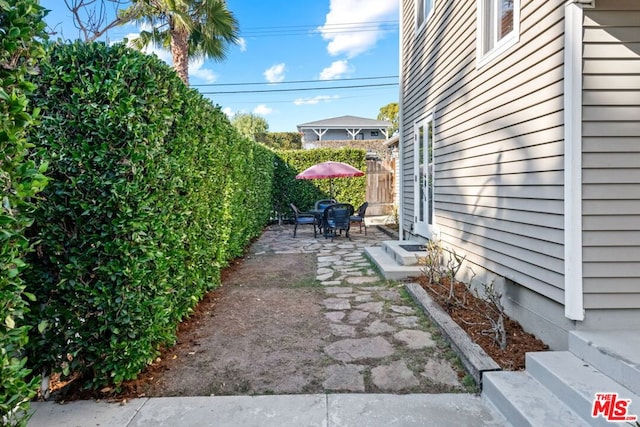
[314,198,337,211]
[322,203,354,241]
[312,199,337,235]
[290,203,317,238]
[350,202,369,235]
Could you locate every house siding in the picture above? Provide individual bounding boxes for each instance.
[582,1,640,310]
[301,129,384,143]
[401,1,567,302]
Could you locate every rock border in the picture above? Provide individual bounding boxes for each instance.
[405,282,501,388]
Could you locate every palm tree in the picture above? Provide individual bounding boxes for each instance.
[126,0,239,84]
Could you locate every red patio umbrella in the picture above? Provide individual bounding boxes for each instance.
[295,161,364,200]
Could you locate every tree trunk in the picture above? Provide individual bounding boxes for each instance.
[171,28,190,85]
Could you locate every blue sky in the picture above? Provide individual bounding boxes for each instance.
[40,0,400,132]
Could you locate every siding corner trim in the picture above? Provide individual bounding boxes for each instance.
[563,1,585,321]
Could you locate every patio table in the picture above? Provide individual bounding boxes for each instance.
[309,208,328,234]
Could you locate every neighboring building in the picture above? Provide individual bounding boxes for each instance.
[297,115,391,149]
[398,0,640,350]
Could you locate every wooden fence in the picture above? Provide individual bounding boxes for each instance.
[365,158,395,216]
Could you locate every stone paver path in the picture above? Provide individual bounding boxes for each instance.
[251,223,469,394]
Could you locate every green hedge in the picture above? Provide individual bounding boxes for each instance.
[256,132,301,150]
[23,41,274,389]
[0,0,48,424]
[273,148,367,216]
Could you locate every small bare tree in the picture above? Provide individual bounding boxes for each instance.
[476,280,507,350]
[62,0,132,42]
[444,248,466,303]
[420,239,443,285]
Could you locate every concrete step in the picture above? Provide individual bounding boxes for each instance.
[483,370,589,427]
[364,246,425,280]
[526,351,640,427]
[569,330,640,396]
[381,240,428,266]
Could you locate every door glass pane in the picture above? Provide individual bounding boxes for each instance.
[418,125,425,223]
[427,121,433,225]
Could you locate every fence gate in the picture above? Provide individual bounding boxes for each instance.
[365,158,395,216]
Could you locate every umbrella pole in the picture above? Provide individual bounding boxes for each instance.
[330,179,334,201]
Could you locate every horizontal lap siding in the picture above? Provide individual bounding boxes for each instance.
[401,1,474,227]
[401,0,566,303]
[582,2,640,310]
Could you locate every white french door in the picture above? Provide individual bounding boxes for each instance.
[413,116,434,237]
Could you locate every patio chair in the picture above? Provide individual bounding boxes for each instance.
[350,202,369,235]
[290,203,317,238]
[322,203,354,241]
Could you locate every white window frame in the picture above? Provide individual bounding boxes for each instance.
[413,114,436,237]
[476,0,520,69]
[416,0,435,33]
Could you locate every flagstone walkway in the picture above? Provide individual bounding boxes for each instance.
[251,223,472,394]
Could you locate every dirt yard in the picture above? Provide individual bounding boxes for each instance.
[120,253,328,397]
[50,224,548,401]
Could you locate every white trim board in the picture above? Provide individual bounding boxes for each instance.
[563,1,584,321]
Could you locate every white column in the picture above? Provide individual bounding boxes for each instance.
[563,1,585,321]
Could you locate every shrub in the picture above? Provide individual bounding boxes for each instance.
[24,41,273,390]
[256,132,301,150]
[273,147,366,217]
[0,0,48,424]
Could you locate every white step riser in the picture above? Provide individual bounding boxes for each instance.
[482,373,531,427]
[526,352,639,427]
[569,331,640,396]
[364,247,424,280]
[381,241,427,266]
[483,371,589,427]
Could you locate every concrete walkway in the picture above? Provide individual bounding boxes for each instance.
[29,393,508,426]
[28,220,510,426]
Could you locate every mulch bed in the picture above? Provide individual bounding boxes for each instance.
[415,276,548,370]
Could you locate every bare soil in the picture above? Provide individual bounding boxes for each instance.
[415,276,548,370]
[50,231,548,401]
[121,252,328,398]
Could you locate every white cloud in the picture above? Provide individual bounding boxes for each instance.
[264,63,286,83]
[188,57,218,83]
[238,37,247,52]
[318,0,399,58]
[319,60,353,80]
[126,31,173,64]
[222,107,234,118]
[293,95,340,106]
[253,104,273,115]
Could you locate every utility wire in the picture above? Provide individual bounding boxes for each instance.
[210,91,394,105]
[201,82,398,95]
[241,20,398,31]
[105,20,399,40]
[191,75,398,87]
[242,24,398,38]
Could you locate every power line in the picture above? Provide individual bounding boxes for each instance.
[201,82,398,95]
[191,75,398,88]
[241,23,398,38]
[207,90,396,105]
[104,20,399,40]
[240,20,398,31]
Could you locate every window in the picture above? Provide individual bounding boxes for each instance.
[413,115,435,236]
[371,131,379,137]
[477,0,520,67]
[416,0,435,30]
